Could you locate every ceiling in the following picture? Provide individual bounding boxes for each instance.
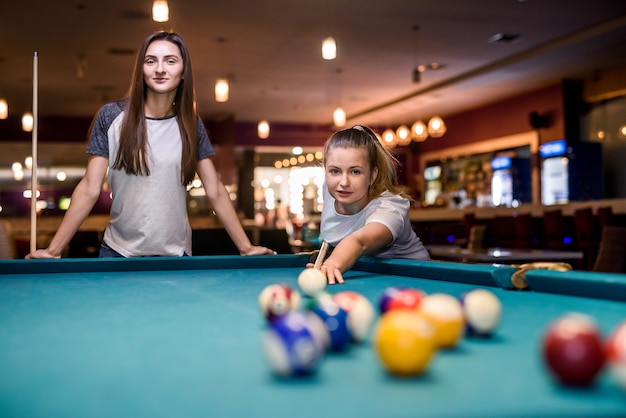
[1,0,626,130]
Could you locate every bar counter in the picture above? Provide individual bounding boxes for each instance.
[409,198,626,222]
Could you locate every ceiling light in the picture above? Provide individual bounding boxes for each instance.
[382,129,397,148]
[215,78,229,102]
[152,0,169,22]
[22,112,33,132]
[322,37,336,60]
[411,120,428,142]
[333,107,346,127]
[427,116,447,138]
[396,125,411,145]
[0,99,7,119]
[258,120,270,139]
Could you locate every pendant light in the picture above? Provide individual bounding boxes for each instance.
[382,128,397,148]
[396,125,411,146]
[322,37,337,60]
[0,99,7,119]
[214,38,229,102]
[22,112,33,132]
[411,120,428,142]
[427,116,447,138]
[152,0,169,22]
[258,120,270,139]
[322,0,336,60]
[215,78,229,103]
[333,107,346,127]
[332,68,345,127]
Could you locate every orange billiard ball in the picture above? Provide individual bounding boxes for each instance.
[418,293,465,349]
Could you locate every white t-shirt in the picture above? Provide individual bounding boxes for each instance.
[320,184,430,260]
[86,101,214,257]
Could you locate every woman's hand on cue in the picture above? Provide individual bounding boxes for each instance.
[241,245,277,256]
[305,261,344,285]
[25,249,61,259]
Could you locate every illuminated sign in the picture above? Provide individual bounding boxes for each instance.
[539,139,567,158]
[491,156,511,170]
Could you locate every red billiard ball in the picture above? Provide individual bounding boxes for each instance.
[378,287,403,314]
[541,313,605,386]
[379,287,426,314]
[605,320,626,391]
[258,283,301,322]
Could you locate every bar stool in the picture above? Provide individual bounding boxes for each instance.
[491,215,517,248]
[514,213,534,249]
[593,226,626,273]
[542,209,565,250]
[573,207,598,270]
[596,206,614,233]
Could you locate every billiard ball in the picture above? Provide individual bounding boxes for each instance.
[303,310,331,353]
[460,288,502,337]
[378,287,404,314]
[333,291,376,343]
[418,293,465,349]
[605,320,626,391]
[263,311,324,377]
[373,310,437,376]
[308,296,352,351]
[258,283,301,321]
[541,313,605,386]
[387,288,427,312]
[297,268,327,297]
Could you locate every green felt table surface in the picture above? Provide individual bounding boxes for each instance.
[1,255,625,418]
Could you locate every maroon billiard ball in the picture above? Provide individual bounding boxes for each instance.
[541,313,605,386]
[258,283,301,322]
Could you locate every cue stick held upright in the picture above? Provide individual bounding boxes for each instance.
[30,51,38,254]
[314,241,330,270]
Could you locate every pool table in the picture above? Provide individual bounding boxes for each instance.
[1,255,625,418]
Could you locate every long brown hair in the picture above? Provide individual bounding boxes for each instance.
[113,31,198,185]
[323,125,411,200]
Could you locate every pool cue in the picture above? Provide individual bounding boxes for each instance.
[314,241,330,270]
[30,51,38,254]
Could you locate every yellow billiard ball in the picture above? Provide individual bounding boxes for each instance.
[373,310,437,376]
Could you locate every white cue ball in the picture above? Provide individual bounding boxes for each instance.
[463,289,502,336]
[297,268,327,297]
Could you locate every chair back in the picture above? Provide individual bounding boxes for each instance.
[593,226,626,273]
[0,220,17,259]
[543,209,565,250]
